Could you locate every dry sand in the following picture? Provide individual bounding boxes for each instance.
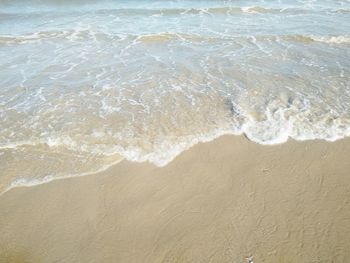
[0,135,349,263]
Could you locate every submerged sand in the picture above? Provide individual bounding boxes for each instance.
[0,135,349,263]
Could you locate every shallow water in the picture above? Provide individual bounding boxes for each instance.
[0,0,350,192]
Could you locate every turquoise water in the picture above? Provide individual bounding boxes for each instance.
[0,0,349,192]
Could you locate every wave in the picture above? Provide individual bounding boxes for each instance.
[135,33,349,45]
[93,6,314,16]
[0,29,123,45]
[0,6,326,17]
[2,111,350,195]
[1,29,349,46]
[275,35,350,44]
[1,0,350,194]
[307,36,350,44]
[1,83,350,194]
[334,8,350,14]
[2,97,350,166]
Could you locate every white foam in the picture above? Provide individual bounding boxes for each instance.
[311,35,350,44]
[2,111,350,195]
[2,158,124,196]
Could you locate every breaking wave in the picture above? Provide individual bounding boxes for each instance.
[1,30,349,46]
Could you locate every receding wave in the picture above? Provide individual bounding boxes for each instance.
[2,96,350,195]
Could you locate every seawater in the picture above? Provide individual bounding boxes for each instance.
[0,0,349,193]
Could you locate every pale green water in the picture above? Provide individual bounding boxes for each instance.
[0,0,349,192]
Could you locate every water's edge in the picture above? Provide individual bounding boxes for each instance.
[2,132,348,196]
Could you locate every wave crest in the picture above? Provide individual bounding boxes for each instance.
[1,30,349,46]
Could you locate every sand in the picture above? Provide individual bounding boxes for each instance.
[0,135,349,263]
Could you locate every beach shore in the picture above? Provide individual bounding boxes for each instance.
[0,135,349,263]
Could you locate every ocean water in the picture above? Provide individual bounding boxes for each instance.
[0,0,349,193]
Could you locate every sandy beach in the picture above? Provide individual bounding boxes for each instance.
[0,135,349,263]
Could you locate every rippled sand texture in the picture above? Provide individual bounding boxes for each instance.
[0,0,350,191]
[0,136,350,263]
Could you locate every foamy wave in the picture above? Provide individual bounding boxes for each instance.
[277,35,350,45]
[311,36,350,44]
[2,101,350,195]
[92,6,309,16]
[282,35,350,45]
[3,117,350,195]
[2,108,350,167]
[0,29,120,45]
[1,0,350,193]
[2,30,349,46]
[241,6,279,14]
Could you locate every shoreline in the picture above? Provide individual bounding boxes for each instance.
[3,132,350,195]
[1,135,350,262]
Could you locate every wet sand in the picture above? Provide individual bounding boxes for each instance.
[0,135,349,263]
